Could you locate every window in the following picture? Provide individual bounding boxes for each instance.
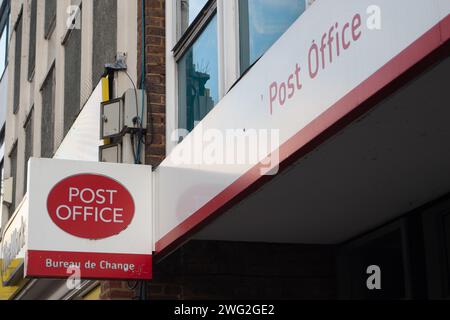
[41,65,55,158]
[0,23,7,77]
[92,0,117,85]
[177,14,218,132]
[44,0,57,39]
[239,0,306,73]
[23,109,33,194]
[175,0,218,133]
[8,142,17,218]
[179,0,209,35]
[13,11,22,114]
[0,0,9,78]
[174,0,306,133]
[28,0,37,80]
[63,6,81,135]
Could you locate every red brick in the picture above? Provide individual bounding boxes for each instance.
[138,0,167,168]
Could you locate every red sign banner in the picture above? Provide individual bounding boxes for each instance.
[27,250,152,280]
[26,159,153,281]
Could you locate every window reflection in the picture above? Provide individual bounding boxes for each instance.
[240,0,305,73]
[178,15,218,132]
[0,25,7,76]
[180,0,209,35]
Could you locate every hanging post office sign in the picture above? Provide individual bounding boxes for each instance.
[24,158,153,280]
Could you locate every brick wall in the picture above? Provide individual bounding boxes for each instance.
[147,241,337,300]
[101,240,337,300]
[140,0,166,167]
[100,281,135,300]
[101,240,336,300]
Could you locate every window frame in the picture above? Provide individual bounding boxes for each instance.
[173,0,217,61]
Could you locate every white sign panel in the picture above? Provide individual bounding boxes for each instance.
[25,158,153,280]
[156,0,450,251]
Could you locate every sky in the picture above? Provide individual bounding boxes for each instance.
[248,0,305,63]
[189,0,209,25]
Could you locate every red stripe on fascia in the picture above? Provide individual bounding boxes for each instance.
[26,250,153,280]
[440,14,450,42]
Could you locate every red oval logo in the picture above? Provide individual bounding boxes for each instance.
[47,174,135,240]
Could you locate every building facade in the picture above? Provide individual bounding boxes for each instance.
[0,0,10,231]
[0,0,11,299]
[141,0,450,300]
[1,0,450,300]
[0,0,140,299]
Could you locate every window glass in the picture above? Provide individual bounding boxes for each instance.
[13,14,22,113]
[64,8,81,135]
[44,0,57,38]
[240,0,305,73]
[180,0,208,35]
[28,0,37,80]
[0,23,7,77]
[41,66,55,158]
[178,15,218,132]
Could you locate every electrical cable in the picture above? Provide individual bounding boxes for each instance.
[136,0,149,164]
[130,132,137,163]
[123,69,145,164]
[124,70,140,127]
[127,2,149,299]
[130,3,150,299]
